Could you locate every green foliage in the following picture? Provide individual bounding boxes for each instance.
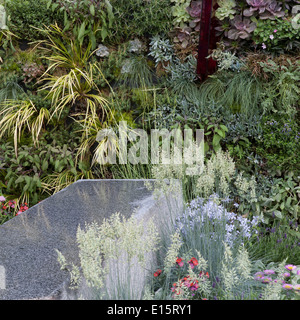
[223,113,262,161]
[92,44,127,88]
[256,116,300,175]
[165,55,199,100]
[47,0,114,48]
[0,132,81,205]
[36,24,110,124]
[253,17,300,52]
[0,98,51,154]
[5,0,62,41]
[205,121,228,154]
[0,54,22,84]
[0,80,24,102]
[108,0,172,43]
[170,0,191,28]
[215,0,237,21]
[249,219,300,265]
[258,175,300,225]
[197,70,263,116]
[118,55,154,89]
[148,35,174,67]
[258,58,300,116]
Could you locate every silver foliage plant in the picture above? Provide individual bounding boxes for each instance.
[148,35,175,67]
[175,194,261,248]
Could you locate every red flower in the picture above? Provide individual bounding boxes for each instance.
[176,257,184,267]
[199,271,210,278]
[188,257,198,269]
[154,269,162,277]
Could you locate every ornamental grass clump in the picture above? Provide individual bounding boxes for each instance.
[196,150,236,199]
[56,212,160,300]
[219,243,257,300]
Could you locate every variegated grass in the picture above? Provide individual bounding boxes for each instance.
[0,99,50,155]
[33,23,111,125]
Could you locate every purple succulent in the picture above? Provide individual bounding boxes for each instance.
[186,0,202,18]
[228,16,257,40]
[260,1,286,19]
[244,0,285,19]
[186,1,202,32]
[244,0,272,17]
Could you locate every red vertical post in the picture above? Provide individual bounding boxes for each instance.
[196,0,217,81]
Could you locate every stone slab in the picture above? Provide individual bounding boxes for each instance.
[0,179,183,300]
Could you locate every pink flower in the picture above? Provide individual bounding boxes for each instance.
[262,43,266,50]
[262,277,272,283]
[0,196,6,202]
[293,284,300,291]
[176,257,184,267]
[254,272,264,280]
[282,283,293,290]
[274,29,277,33]
[269,35,274,40]
[264,269,275,275]
[285,264,296,271]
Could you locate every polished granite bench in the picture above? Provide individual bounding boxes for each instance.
[0,179,183,300]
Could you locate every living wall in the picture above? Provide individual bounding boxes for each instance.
[0,0,299,299]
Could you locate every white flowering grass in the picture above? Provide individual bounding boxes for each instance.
[56,212,160,300]
[196,150,235,199]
